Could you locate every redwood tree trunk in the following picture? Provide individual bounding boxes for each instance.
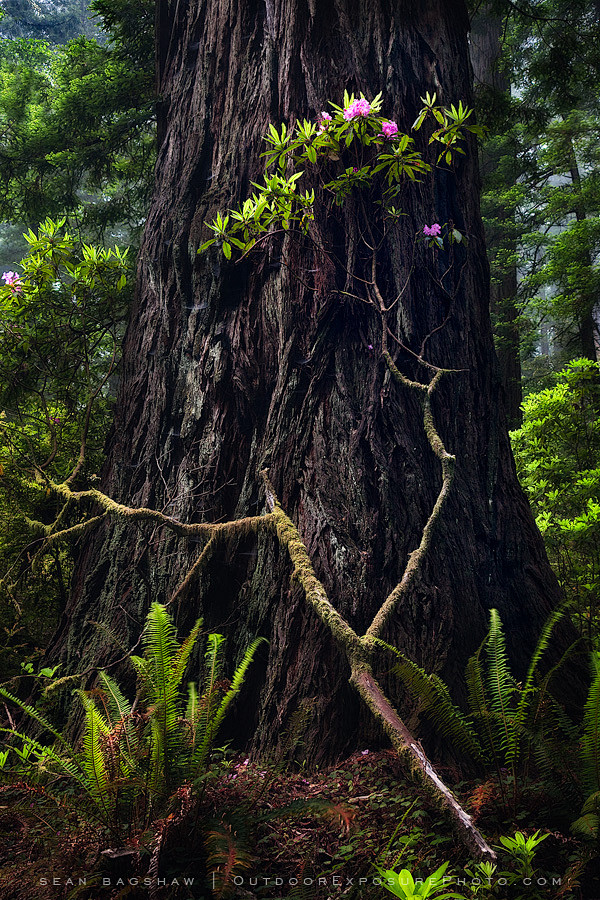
[48,0,565,764]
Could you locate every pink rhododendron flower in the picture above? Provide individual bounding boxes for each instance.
[380,120,398,139]
[2,271,22,292]
[317,111,332,134]
[343,98,371,120]
[423,223,442,237]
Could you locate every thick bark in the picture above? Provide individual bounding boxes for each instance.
[48,0,566,765]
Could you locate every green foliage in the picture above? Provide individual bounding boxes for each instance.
[377,861,464,900]
[0,218,131,677]
[198,91,479,258]
[511,359,600,636]
[0,602,266,829]
[0,0,155,243]
[378,607,571,809]
[376,830,553,900]
[496,829,548,879]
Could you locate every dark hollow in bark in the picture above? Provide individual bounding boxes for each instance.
[48,0,570,766]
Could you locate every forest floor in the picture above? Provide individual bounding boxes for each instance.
[0,749,596,900]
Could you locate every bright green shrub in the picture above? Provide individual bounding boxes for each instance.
[511,358,600,636]
[0,218,131,677]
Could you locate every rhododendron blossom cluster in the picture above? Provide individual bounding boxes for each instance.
[201,90,478,261]
[343,98,371,120]
[317,111,332,134]
[380,120,398,139]
[2,271,22,292]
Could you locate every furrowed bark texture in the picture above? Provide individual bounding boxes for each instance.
[49,0,565,764]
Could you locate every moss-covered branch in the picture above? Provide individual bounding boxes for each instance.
[25,513,109,549]
[44,479,272,542]
[262,471,494,861]
[366,356,455,642]
[168,535,218,608]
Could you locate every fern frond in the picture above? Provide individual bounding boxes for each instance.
[506,607,564,765]
[97,671,132,725]
[77,692,114,820]
[581,652,600,794]
[193,637,266,771]
[485,609,516,761]
[205,820,253,899]
[96,671,137,768]
[141,602,180,703]
[215,637,267,723]
[275,698,314,767]
[466,632,502,767]
[528,693,580,794]
[539,693,579,745]
[186,682,199,724]
[465,639,488,722]
[534,635,583,725]
[571,812,599,840]
[374,639,485,763]
[141,604,185,791]
[129,654,149,695]
[0,727,87,788]
[524,607,565,689]
[0,687,77,756]
[172,617,203,688]
[204,633,226,698]
[192,633,227,769]
[582,790,600,814]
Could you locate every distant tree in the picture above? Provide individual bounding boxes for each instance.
[0,0,155,245]
[0,0,99,43]
[480,0,600,388]
[470,7,522,427]
[0,219,131,678]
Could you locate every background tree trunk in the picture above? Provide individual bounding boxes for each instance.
[48,0,566,765]
[470,9,523,429]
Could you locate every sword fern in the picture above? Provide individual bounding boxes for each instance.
[0,603,265,830]
[382,607,573,809]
